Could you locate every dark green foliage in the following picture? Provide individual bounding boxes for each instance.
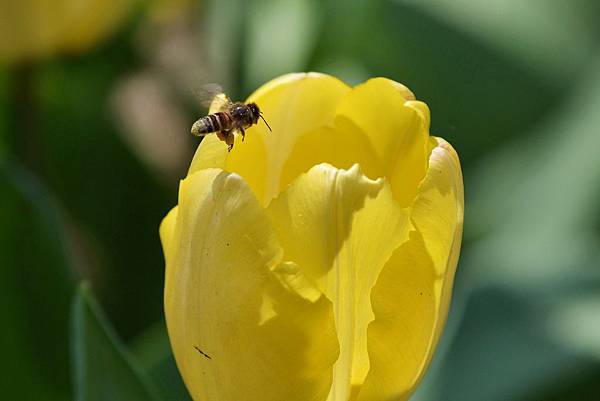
[0,160,74,401]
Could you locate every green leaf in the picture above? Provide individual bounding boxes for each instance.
[71,283,162,401]
[132,321,192,401]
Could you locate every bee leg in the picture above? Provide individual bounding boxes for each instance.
[240,128,246,142]
[224,130,235,151]
[216,130,228,142]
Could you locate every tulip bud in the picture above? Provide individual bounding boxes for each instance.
[161,73,464,401]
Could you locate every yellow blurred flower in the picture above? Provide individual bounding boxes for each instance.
[0,0,136,62]
[160,73,464,401]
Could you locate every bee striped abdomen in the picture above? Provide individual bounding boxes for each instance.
[191,112,233,136]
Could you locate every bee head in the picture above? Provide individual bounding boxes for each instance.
[249,102,272,132]
[248,103,261,124]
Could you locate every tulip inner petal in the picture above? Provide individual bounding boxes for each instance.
[335,78,430,207]
[225,73,351,205]
[266,163,411,401]
[163,168,339,401]
[279,123,381,194]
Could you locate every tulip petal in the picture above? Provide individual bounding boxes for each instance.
[188,134,229,174]
[413,137,464,294]
[225,73,351,204]
[266,163,411,401]
[159,206,178,270]
[335,78,430,207]
[357,137,464,401]
[162,168,339,401]
[0,0,135,62]
[279,124,381,193]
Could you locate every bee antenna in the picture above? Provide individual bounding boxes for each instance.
[259,113,272,132]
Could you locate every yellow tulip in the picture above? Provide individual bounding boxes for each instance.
[0,0,136,62]
[160,73,464,401]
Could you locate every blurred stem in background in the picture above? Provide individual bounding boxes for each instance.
[1,155,75,400]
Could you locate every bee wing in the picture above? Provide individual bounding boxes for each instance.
[193,83,233,112]
[209,93,233,113]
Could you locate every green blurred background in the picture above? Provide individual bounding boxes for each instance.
[2,0,600,400]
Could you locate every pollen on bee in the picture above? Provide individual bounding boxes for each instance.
[191,119,207,136]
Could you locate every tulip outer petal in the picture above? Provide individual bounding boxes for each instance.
[163,168,339,401]
[357,137,464,401]
[159,206,179,270]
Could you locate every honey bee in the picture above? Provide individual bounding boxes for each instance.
[191,88,271,151]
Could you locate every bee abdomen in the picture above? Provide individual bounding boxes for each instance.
[191,112,232,136]
[191,117,211,135]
